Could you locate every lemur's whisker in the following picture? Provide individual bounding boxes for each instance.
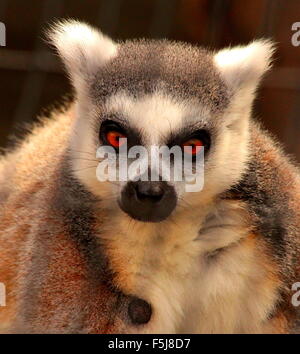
[68,148,94,156]
[104,181,120,187]
[71,157,99,162]
[177,196,191,206]
[72,165,98,172]
[99,195,119,202]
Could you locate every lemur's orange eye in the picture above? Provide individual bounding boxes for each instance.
[106,130,127,148]
[181,138,204,155]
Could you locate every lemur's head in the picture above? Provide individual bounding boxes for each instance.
[50,20,274,223]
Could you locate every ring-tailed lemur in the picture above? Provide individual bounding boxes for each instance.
[0,20,299,334]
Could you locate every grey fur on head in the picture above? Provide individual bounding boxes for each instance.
[91,39,230,113]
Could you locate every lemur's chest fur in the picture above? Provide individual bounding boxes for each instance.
[100,198,279,333]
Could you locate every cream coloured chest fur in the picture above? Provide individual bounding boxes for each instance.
[48,20,278,333]
[99,197,276,334]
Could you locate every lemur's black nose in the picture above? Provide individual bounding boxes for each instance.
[119,181,177,222]
[135,181,164,202]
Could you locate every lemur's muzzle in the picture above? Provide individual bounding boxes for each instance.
[119,180,177,222]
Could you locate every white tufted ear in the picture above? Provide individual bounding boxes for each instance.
[48,20,118,89]
[214,40,275,92]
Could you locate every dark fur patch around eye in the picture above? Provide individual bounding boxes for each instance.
[99,117,143,149]
[167,128,211,152]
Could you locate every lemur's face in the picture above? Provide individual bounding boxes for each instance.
[50,21,273,223]
[97,92,212,222]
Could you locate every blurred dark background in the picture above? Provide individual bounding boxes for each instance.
[1,0,300,159]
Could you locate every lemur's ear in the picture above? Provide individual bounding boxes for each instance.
[214,40,275,92]
[48,20,117,88]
